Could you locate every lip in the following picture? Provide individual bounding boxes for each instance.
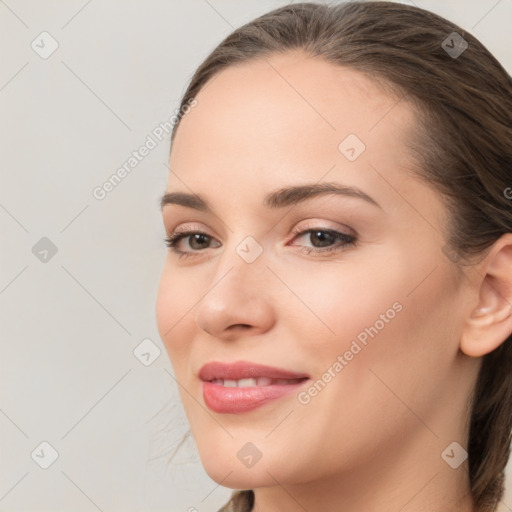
[199,361,310,414]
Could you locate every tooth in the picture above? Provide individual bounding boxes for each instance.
[211,377,295,387]
[237,378,257,387]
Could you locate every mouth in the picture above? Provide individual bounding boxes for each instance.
[199,361,310,413]
[209,377,306,387]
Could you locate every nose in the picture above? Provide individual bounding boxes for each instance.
[194,249,275,341]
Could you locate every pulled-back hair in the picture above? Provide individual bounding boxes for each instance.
[170,2,512,511]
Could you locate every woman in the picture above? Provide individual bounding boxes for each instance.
[156,2,512,511]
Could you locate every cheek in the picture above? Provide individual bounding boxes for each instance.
[278,256,406,360]
[296,256,460,433]
[297,248,455,355]
[286,250,456,404]
[155,264,197,363]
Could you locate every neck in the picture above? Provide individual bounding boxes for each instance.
[250,426,474,512]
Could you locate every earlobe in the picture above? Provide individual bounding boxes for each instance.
[460,234,512,358]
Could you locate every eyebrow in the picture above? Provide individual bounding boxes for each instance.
[160,182,382,212]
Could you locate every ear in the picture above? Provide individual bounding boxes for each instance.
[460,233,512,357]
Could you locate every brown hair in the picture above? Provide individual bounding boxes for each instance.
[169,2,512,511]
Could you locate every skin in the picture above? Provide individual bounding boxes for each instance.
[156,51,512,512]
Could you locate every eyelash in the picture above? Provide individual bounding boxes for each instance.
[164,226,357,259]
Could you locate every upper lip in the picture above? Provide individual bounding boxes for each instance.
[199,361,310,381]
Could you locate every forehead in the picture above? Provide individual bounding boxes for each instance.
[171,51,415,158]
[167,51,424,214]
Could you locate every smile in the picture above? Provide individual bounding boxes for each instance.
[199,361,310,413]
[210,377,305,387]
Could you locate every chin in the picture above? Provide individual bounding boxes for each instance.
[197,440,307,490]
[202,460,274,489]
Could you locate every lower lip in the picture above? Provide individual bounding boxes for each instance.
[202,380,308,413]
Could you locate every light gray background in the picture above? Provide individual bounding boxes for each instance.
[1,1,511,511]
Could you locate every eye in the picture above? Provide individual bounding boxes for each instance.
[163,226,357,259]
[289,227,357,256]
[164,230,220,259]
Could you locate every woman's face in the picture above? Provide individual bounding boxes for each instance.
[156,52,474,490]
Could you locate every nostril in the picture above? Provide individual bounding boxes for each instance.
[230,324,251,330]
